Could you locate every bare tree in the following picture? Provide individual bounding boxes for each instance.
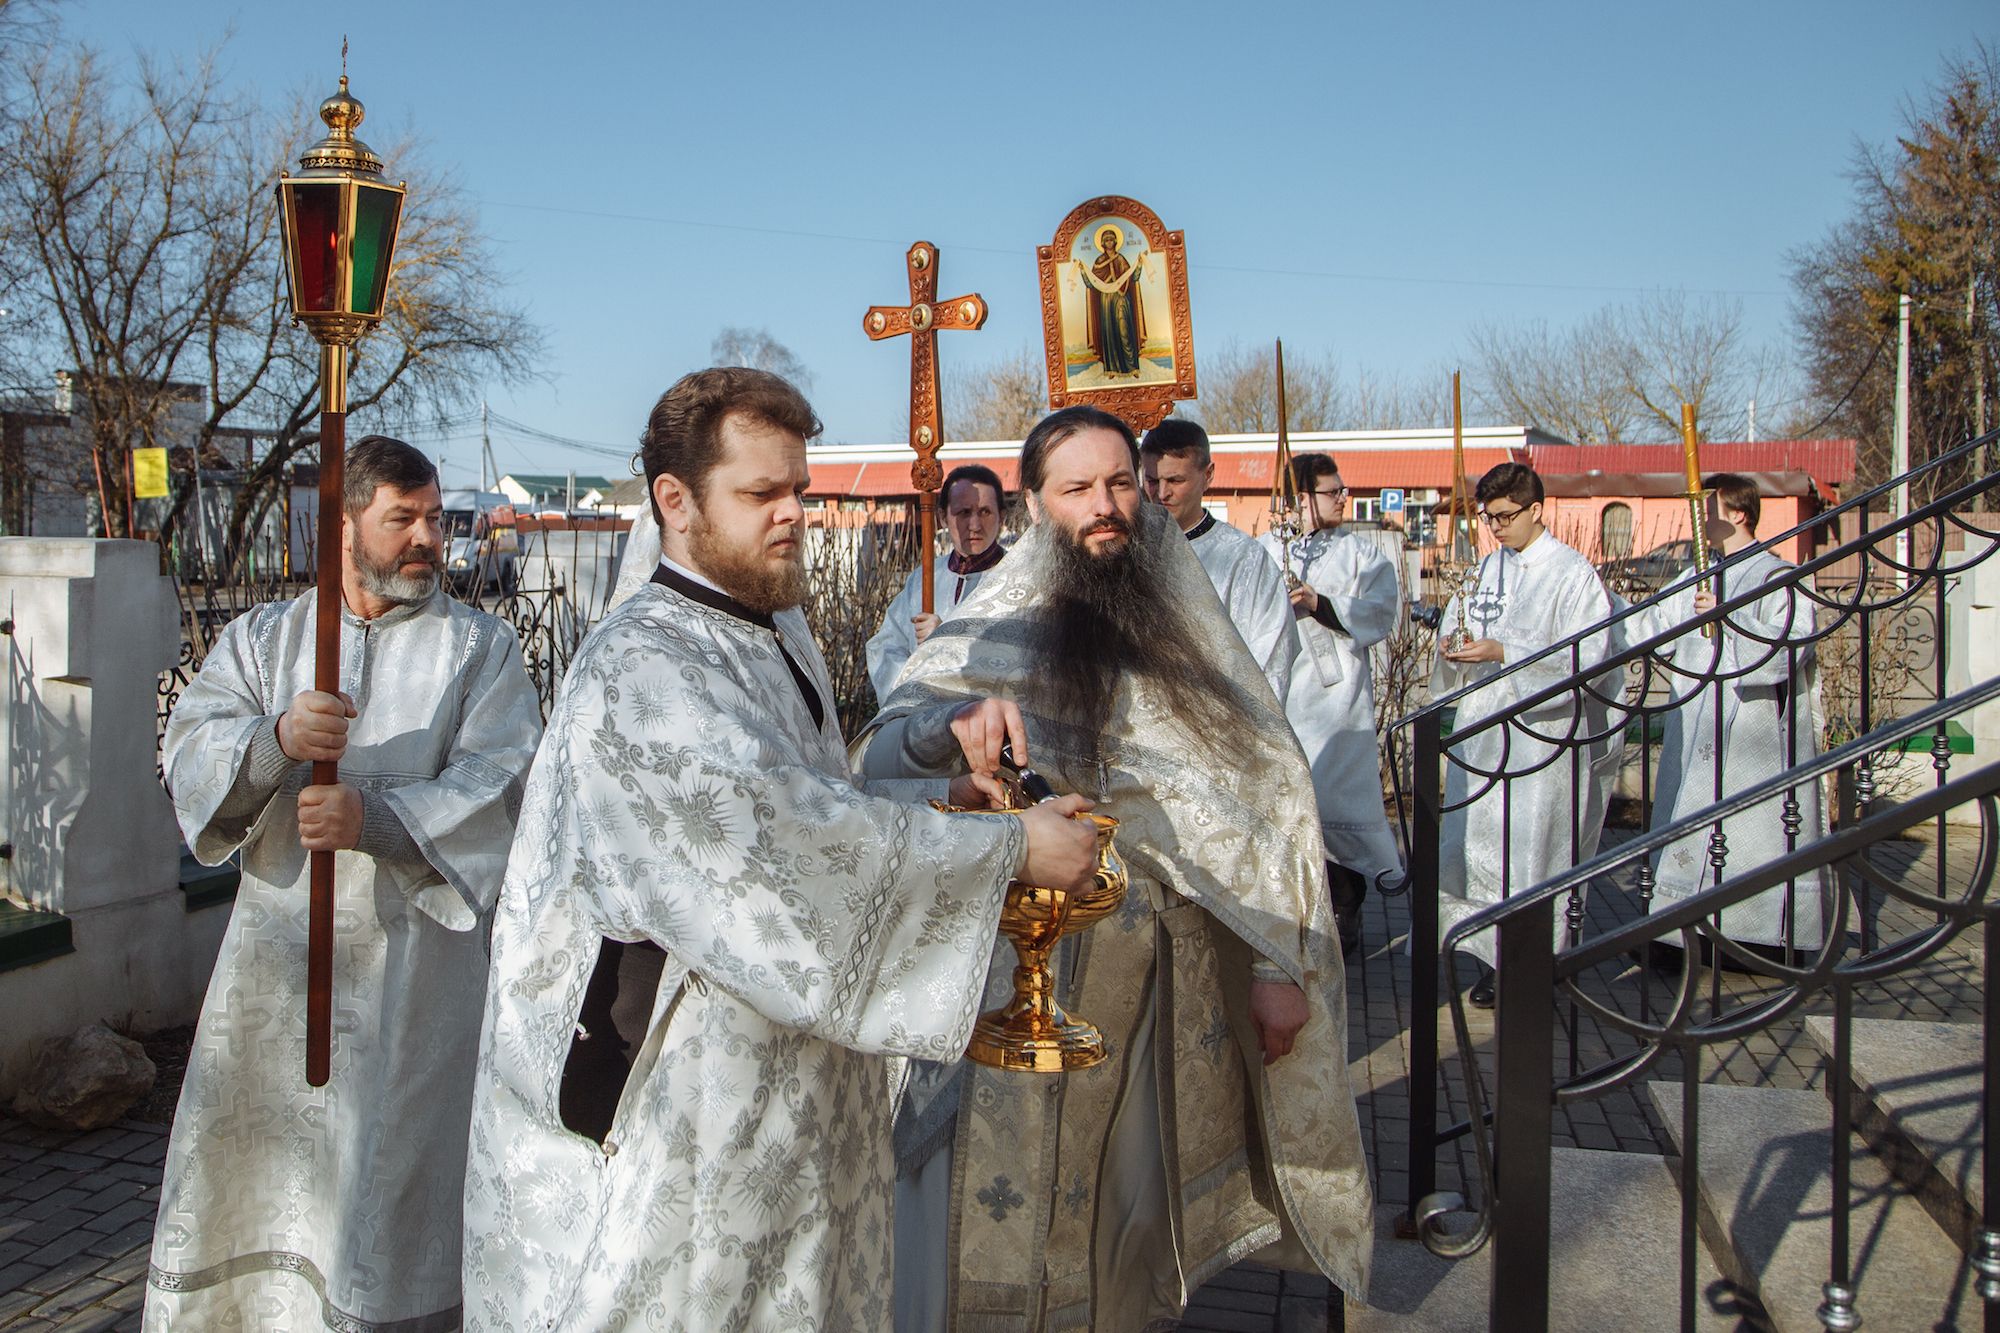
[943,343,1046,442]
[1191,340,1343,433]
[1468,292,1785,444]
[0,39,541,560]
[710,326,813,391]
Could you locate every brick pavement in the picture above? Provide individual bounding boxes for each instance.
[0,825,1979,1332]
[0,1116,163,1331]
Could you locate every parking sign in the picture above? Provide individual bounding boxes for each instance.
[1381,488,1406,515]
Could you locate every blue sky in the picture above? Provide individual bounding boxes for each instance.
[56,1,2000,485]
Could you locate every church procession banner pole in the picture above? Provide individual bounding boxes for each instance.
[1444,371,1475,652]
[1679,403,1715,640]
[276,55,407,1086]
[1267,339,1303,587]
[863,243,987,615]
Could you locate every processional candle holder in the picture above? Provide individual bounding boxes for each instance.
[1440,370,1478,654]
[936,750,1129,1073]
[276,61,406,1088]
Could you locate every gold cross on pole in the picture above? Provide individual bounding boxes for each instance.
[863,241,987,614]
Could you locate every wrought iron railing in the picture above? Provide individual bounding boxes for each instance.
[1415,678,2000,1331]
[1384,426,2000,1238]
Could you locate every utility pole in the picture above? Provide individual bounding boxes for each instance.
[1894,291,1912,581]
[1747,398,1757,444]
[480,400,491,494]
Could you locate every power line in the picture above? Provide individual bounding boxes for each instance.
[476,196,1790,302]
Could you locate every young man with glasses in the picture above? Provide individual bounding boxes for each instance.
[1255,452,1405,957]
[1433,462,1621,1006]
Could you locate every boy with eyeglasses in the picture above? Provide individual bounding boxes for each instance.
[1433,462,1621,1006]
[1256,451,1405,957]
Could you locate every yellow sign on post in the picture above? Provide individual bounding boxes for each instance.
[131,447,169,499]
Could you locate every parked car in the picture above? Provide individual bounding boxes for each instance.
[441,490,520,597]
[1602,538,1696,598]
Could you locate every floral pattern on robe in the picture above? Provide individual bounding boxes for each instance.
[461,581,1023,1332]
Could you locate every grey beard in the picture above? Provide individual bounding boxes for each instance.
[355,556,439,605]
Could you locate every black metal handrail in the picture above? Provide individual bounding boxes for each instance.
[1385,426,2000,1237]
[1413,683,2000,1331]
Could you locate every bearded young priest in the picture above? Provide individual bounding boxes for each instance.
[855,406,1374,1331]
[148,437,543,1330]
[460,368,1100,1331]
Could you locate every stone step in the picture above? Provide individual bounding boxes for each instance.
[1345,1147,1737,1331]
[1649,1081,1972,1333]
[1803,1015,1983,1253]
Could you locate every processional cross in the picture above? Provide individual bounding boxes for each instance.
[862,241,988,613]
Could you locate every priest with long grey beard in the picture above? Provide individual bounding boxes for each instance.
[857,405,1372,1332]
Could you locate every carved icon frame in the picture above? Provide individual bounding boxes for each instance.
[1037,195,1195,433]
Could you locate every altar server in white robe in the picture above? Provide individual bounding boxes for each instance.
[1433,462,1622,1001]
[860,406,1373,1333]
[1256,452,1405,955]
[1633,473,1827,954]
[148,437,542,1332]
[865,463,1009,700]
[460,368,1099,1332]
[1139,418,1296,701]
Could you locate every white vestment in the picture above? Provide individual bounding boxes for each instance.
[865,555,1001,701]
[1258,527,1405,889]
[855,505,1373,1332]
[1634,547,1828,947]
[1432,532,1622,965]
[147,590,542,1332]
[1188,514,1297,702]
[460,569,1023,1332]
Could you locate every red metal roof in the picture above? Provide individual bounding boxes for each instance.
[1529,440,1856,489]
[805,447,1527,498]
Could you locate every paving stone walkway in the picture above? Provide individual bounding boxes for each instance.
[0,823,1980,1331]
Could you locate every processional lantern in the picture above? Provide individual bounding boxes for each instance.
[276,66,407,1088]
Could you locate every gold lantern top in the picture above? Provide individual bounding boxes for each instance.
[277,72,406,359]
[298,76,385,176]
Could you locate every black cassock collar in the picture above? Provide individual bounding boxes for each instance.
[650,562,826,733]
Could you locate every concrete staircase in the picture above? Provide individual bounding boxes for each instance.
[1349,1017,1986,1330]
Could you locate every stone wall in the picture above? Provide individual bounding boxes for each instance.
[0,539,228,1089]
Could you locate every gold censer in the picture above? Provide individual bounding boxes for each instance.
[937,804,1129,1072]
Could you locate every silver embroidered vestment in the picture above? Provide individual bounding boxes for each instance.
[855,506,1373,1331]
[1633,547,1828,946]
[146,590,541,1332]
[1188,516,1297,703]
[1431,533,1622,965]
[459,578,1023,1332]
[866,558,1001,702]
[1257,526,1405,890]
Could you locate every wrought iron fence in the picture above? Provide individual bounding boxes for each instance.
[1417,679,2000,1331]
[1381,427,2000,1329]
[154,509,934,776]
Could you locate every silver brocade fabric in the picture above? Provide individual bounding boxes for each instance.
[147,590,541,1332]
[460,581,1025,1331]
[1431,532,1624,965]
[853,502,1374,1316]
[1634,546,1829,945]
[1258,526,1406,891]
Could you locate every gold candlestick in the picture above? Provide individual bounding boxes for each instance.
[1680,404,1714,639]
